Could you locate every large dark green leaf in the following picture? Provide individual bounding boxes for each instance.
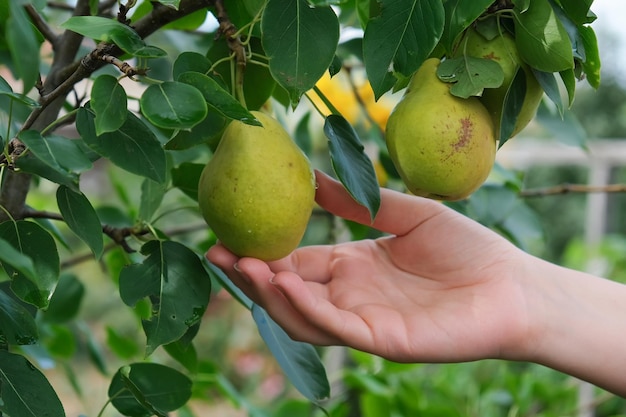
[108,363,192,417]
[363,0,445,99]
[0,351,66,417]
[498,68,527,147]
[119,240,212,355]
[164,110,227,151]
[140,82,208,130]
[91,74,128,135]
[6,1,40,93]
[324,115,380,221]
[262,0,340,103]
[0,288,38,345]
[441,0,493,53]
[513,0,573,72]
[172,51,212,80]
[57,185,104,259]
[76,107,167,184]
[252,304,330,402]
[0,221,60,309]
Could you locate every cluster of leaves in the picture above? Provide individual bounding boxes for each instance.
[0,0,606,416]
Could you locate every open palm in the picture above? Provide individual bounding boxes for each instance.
[207,171,532,363]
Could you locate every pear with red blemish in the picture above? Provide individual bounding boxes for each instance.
[385,58,496,200]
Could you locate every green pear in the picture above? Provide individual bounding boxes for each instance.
[461,27,544,139]
[198,111,315,261]
[385,58,496,201]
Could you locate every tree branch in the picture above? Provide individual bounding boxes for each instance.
[25,4,59,46]
[520,183,626,198]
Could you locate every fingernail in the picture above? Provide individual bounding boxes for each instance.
[233,262,251,284]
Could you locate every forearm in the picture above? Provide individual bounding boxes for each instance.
[521,255,626,397]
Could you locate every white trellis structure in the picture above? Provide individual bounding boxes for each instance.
[499,138,626,416]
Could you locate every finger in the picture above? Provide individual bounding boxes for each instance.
[315,170,446,237]
[234,258,340,345]
[270,270,375,352]
[267,244,336,283]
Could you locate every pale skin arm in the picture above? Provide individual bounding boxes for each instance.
[207,171,626,397]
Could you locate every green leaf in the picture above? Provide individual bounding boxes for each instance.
[498,68,527,147]
[165,110,227,151]
[204,259,254,310]
[44,136,94,173]
[41,273,85,324]
[171,162,204,200]
[76,107,167,184]
[91,75,128,135]
[436,56,504,98]
[106,326,141,359]
[140,82,208,130]
[0,351,66,417]
[261,0,340,103]
[173,51,212,80]
[178,72,260,125]
[0,221,60,309]
[513,0,573,72]
[109,363,192,416]
[119,240,212,356]
[441,0,493,53]
[578,25,600,89]
[252,304,330,402]
[0,237,37,283]
[324,115,380,221]
[0,288,38,345]
[164,338,198,373]
[139,178,167,222]
[6,1,40,93]
[535,99,586,147]
[533,70,563,115]
[0,76,40,106]
[15,153,79,191]
[559,68,576,107]
[45,325,77,358]
[363,0,445,99]
[56,185,104,260]
[61,16,166,58]
[17,130,80,190]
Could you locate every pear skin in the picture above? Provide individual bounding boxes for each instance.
[385,58,496,200]
[462,28,544,138]
[198,111,315,261]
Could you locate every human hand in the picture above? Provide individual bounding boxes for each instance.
[207,171,533,363]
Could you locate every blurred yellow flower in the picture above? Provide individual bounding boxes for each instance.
[310,71,394,131]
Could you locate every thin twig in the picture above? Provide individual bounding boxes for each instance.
[214,0,247,105]
[520,183,626,198]
[25,4,59,46]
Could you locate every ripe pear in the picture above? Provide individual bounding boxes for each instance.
[385,58,496,201]
[461,27,544,139]
[198,111,315,261]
